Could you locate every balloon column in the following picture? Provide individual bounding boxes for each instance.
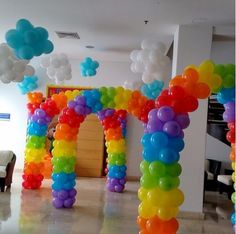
[97,108,127,192]
[18,75,38,94]
[80,57,99,77]
[5,18,54,60]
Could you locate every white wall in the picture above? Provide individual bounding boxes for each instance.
[0,58,144,177]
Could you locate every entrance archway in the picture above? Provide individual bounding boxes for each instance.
[23,60,235,233]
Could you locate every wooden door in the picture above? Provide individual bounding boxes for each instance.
[75,114,105,177]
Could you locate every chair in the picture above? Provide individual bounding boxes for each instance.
[204,159,221,191]
[0,151,16,192]
[217,169,234,199]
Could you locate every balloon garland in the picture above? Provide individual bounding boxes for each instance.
[23,61,235,233]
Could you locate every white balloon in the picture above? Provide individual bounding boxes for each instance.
[55,71,65,81]
[14,61,26,73]
[0,59,13,71]
[145,63,158,73]
[25,66,35,76]
[0,75,11,84]
[40,56,50,68]
[51,58,61,68]
[137,49,150,63]
[47,67,56,79]
[134,62,145,73]
[130,63,137,73]
[4,70,16,82]
[0,44,10,59]
[155,42,166,53]
[65,74,72,80]
[149,49,163,63]
[130,50,140,62]
[142,72,154,84]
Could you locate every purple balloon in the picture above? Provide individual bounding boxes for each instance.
[179,130,185,139]
[68,100,77,109]
[31,114,39,122]
[163,121,181,137]
[69,188,77,197]
[74,104,85,115]
[37,118,47,125]
[52,190,58,198]
[175,114,190,129]
[119,178,126,185]
[224,101,235,110]
[105,109,115,117]
[52,198,64,208]
[148,109,158,121]
[146,119,163,133]
[107,183,115,192]
[223,110,235,122]
[111,178,119,186]
[58,190,69,200]
[63,198,74,208]
[114,184,124,193]
[234,224,236,233]
[75,96,86,105]
[35,108,46,118]
[157,106,175,122]
[85,107,92,115]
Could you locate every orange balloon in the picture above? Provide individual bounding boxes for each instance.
[230,145,235,162]
[139,230,149,234]
[183,68,199,83]
[169,75,185,88]
[193,82,211,99]
[182,80,195,95]
[146,216,162,233]
[137,216,147,229]
[162,218,179,234]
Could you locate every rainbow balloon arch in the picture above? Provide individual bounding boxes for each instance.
[23,60,235,234]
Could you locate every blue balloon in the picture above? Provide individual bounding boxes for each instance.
[5,29,24,49]
[142,148,159,162]
[16,19,33,33]
[34,27,49,40]
[150,131,169,148]
[158,148,180,164]
[18,45,34,60]
[44,40,54,54]
[141,80,164,99]
[168,137,185,152]
[141,134,152,147]
[80,57,99,77]
[231,212,236,225]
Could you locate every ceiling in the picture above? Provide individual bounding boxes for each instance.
[0,0,234,61]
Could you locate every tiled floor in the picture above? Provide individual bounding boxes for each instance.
[0,173,234,234]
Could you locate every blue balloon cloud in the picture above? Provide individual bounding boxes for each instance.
[5,19,54,60]
[80,57,99,77]
[17,75,38,94]
[141,80,164,99]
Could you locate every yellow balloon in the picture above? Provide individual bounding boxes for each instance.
[199,60,215,74]
[232,172,235,182]
[138,187,148,201]
[138,201,156,219]
[156,206,179,221]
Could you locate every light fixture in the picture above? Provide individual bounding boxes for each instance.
[85,45,95,49]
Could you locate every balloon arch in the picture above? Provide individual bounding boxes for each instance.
[23,60,235,234]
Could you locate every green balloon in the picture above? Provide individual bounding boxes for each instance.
[225,63,235,75]
[158,176,173,190]
[214,64,226,78]
[140,160,150,174]
[140,173,157,189]
[223,74,235,88]
[167,163,182,177]
[149,161,166,177]
[231,192,235,204]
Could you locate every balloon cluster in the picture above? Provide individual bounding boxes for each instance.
[97,109,127,192]
[141,80,164,100]
[18,75,38,94]
[40,54,72,84]
[0,43,35,83]
[130,39,171,84]
[80,57,99,77]
[5,19,54,60]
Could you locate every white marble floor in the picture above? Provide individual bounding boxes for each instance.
[0,173,234,234]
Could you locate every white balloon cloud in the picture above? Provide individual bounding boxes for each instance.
[130,39,171,84]
[0,43,35,84]
[40,53,72,84]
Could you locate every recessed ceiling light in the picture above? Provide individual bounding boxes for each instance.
[85,45,95,49]
[192,18,208,23]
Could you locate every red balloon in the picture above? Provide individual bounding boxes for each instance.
[226,130,235,143]
[169,85,186,99]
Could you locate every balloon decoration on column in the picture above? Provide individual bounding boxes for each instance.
[17,75,38,94]
[0,43,35,83]
[5,18,54,60]
[40,54,72,84]
[80,57,99,77]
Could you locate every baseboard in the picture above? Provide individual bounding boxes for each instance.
[126,176,140,181]
[177,211,205,220]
